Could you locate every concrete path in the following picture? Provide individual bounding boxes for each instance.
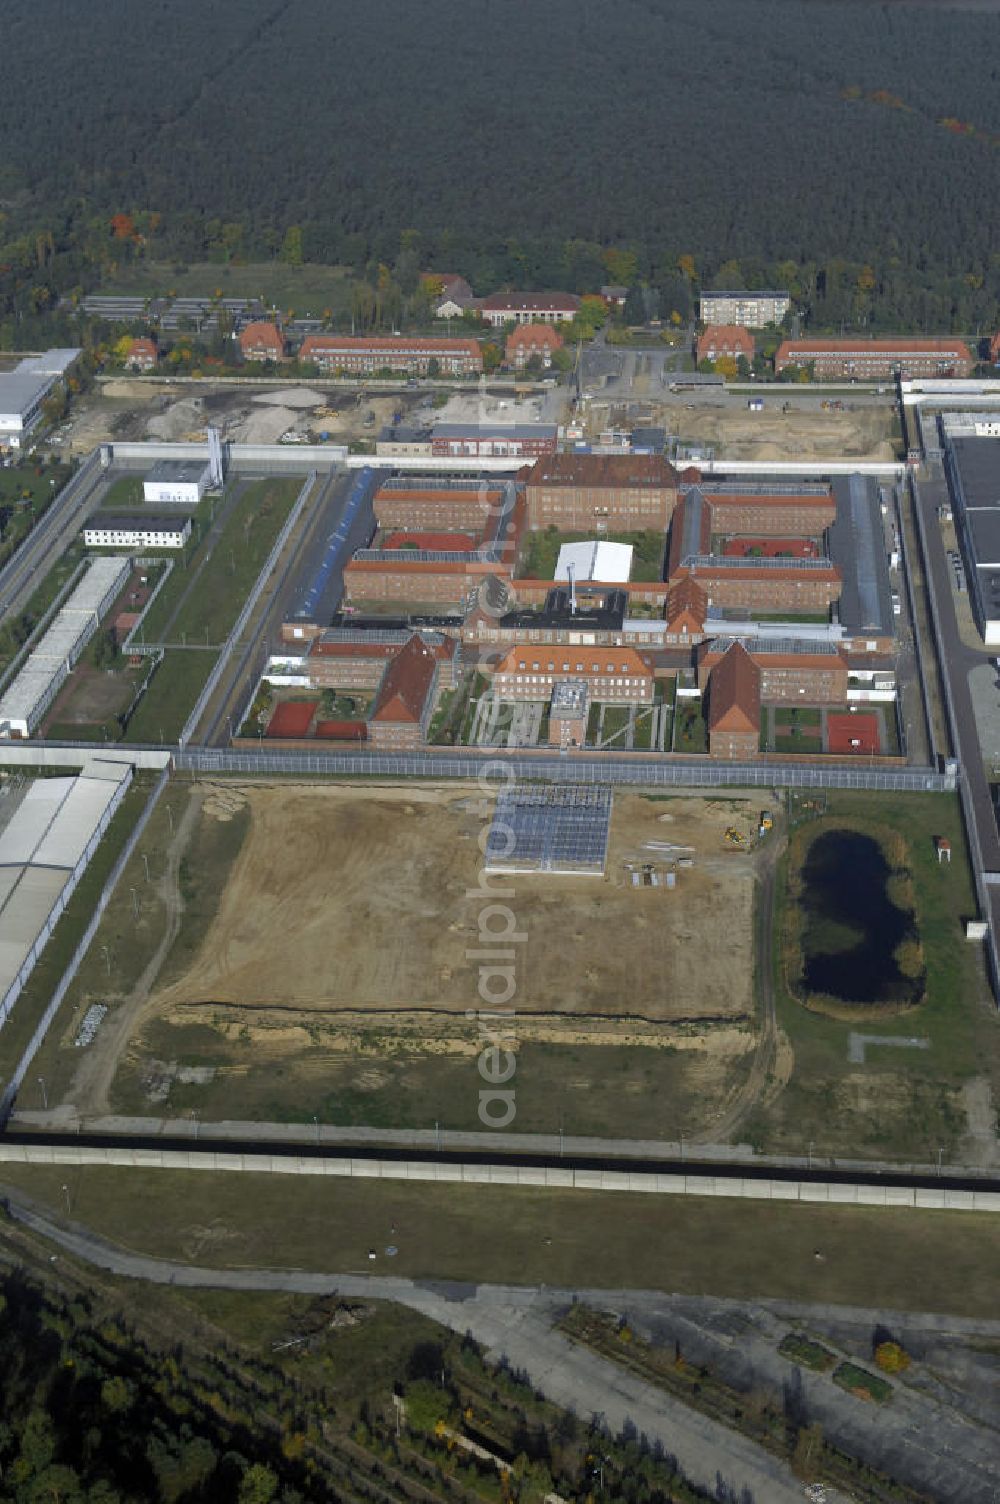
[846,1033,930,1065]
[4,1192,839,1504]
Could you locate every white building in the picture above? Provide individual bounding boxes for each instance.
[698,291,790,329]
[0,349,81,450]
[0,556,129,737]
[555,539,634,584]
[143,458,212,506]
[84,513,192,550]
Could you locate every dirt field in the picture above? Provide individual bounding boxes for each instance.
[661,402,896,461]
[145,784,757,1027]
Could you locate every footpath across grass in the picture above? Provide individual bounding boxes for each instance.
[7,1166,1000,1318]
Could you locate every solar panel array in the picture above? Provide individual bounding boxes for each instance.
[685,553,834,571]
[484,785,612,873]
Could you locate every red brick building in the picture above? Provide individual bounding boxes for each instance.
[124,337,157,371]
[373,484,505,531]
[678,558,841,612]
[707,642,760,759]
[698,639,849,703]
[774,337,973,379]
[239,321,287,362]
[505,324,565,370]
[664,577,709,643]
[696,325,755,365]
[697,488,837,536]
[367,634,442,748]
[298,334,482,375]
[492,644,654,703]
[524,453,679,530]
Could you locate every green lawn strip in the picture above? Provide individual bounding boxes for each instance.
[777,1331,836,1372]
[774,707,821,729]
[164,477,301,644]
[832,1362,893,1403]
[674,701,707,754]
[746,790,990,1161]
[8,1166,1000,1319]
[0,775,157,1089]
[599,705,631,744]
[122,651,213,743]
[31,787,248,1109]
[133,493,219,642]
[518,528,665,583]
[774,733,823,754]
[98,474,147,510]
[100,259,356,319]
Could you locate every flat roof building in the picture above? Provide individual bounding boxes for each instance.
[0,348,81,450]
[699,292,789,329]
[83,513,193,550]
[143,458,212,506]
[944,432,1000,644]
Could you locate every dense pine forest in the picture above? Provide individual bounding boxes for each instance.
[2,0,1000,339]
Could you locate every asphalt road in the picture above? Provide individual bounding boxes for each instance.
[5,1192,845,1504]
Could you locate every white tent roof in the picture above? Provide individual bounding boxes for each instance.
[555,540,634,584]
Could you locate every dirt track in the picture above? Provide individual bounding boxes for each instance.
[670,403,895,461]
[145,784,757,1027]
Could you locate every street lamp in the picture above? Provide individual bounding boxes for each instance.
[38,1076,47,1111]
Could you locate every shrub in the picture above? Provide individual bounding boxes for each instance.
[874,1340,911,1374]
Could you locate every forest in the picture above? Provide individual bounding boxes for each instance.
[2,0,1000,342]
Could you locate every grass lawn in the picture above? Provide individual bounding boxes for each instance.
[774,731,823,754]
[122,651,213,743]
[774,707,821,729]
[6,1165,1000,1317]
[597,705,631,745]
[744,790,999,1162]
[0,775,159,1090]
[518,528,665,583]
[99,474,147,510]
[165,476,301,644]
[674,702,707,754]
[778,1332,836,1372]
[29,784,250,1109]
[98,259,357,320]
[832,1362,893,1403]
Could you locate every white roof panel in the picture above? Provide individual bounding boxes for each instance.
[555,540,634,584]
[0,779,75,865]
[33,776,120,868]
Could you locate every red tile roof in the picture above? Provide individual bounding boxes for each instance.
[240,321,285,356]
[526,453,678,488]
[708,643,760,733]
[666,576,708,629]
[126,337,157,360]
[776,336,972,362]
[369,635,440,725]
[300,334,481,358]
[506,324,565,351]
[697,324,755,362]
[494,645,652,679]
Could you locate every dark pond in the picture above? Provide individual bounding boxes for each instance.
[798,828,921,1006]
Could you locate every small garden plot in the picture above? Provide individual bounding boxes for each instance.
[778,1332,836,1372]
[832,1362,893,1403]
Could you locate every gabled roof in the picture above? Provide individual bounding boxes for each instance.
[666,576,708,629]
[494,645,652,678]
[697,324,755,358]
[708,643,761,733]
[240,320,285,354]
[526,453,678,489]
[126,337,157,358]
[776,336,972,360]
[300,334,481,357]
[506,324,565,349]
[369,635,440,725]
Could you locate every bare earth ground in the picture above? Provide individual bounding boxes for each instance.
[667,403,895,461]
[148,784,755,1025]
[51,783,763,1129]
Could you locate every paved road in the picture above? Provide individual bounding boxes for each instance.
[4,1192,840,1504]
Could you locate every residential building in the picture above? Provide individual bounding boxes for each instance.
[0,349,81,451]
[423,273,476,318]
[239,321,286,362]
[600,286,629,309]
[696,325,755,365]
[707,642,760,759]
[367,633,441,748]
[699,291,790,328]
[480,293,580,328]
[492,644,654,703]
[298,335,482,375]
[524,453,679,530]
[774,337,973,379]
[83,514,193,550]
[505,324,565,370]
[124,337,157,371]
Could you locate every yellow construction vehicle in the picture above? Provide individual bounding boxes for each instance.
[724,826,748,849]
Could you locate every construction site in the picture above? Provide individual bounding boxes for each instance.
[39,781,776,1133]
